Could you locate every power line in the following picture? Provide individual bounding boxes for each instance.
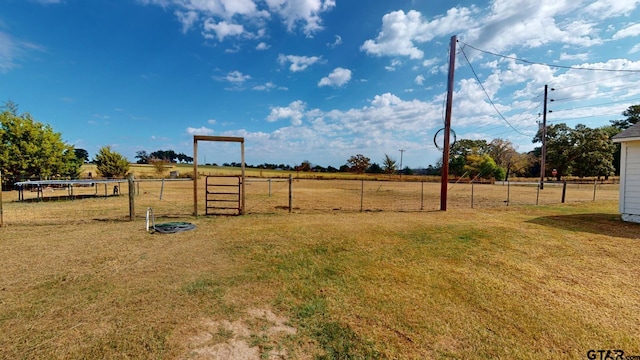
[459,46,528,136]
[459,41,640,73]
[550,73,640,90]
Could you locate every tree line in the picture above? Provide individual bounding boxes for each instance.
[2,101,638,187]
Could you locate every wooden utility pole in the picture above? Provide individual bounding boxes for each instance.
[440,35,457,211]
[0,171,4,228]
[540,84,548,190]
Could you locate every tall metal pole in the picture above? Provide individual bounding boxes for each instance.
[540,84,548,190]
[440,35,457,211]
[399,149,405,176]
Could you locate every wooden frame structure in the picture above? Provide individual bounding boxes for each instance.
[193,136,245,216]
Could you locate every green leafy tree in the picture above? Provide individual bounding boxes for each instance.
[366,163,383,174]
[347,154,370,174]
[464,153,503,180]
[0,107,80,182]
[382,154,397,175]
[533,123,574,179]
[94,146,130,178]
[74,148,89,163]
[534,123,616,179]
[570,125,615,178]
[449,139,490,176]
[135,150,150,164]
[610,104,640,130]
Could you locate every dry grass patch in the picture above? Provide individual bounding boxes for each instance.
[1,196,639,358]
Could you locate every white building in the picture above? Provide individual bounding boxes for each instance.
[612,122,640,224]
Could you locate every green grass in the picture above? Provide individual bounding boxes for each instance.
[1,197,639,359]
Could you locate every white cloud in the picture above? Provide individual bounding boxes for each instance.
[267,100,306,125]
[203,19,245,41]
[464,1,603,55]
[318,67,352,87]
[208,119,217,125]
[187,126,214,135]
[278,54,322,72]
[559,52,590,61]
[252,82,277,91]
[361,8,476,59]
[256,42,270,50]
[385,59,401,71]
[327,35,342,48]
[414,74,425,85]
[631,43,640,53]
[0,31,45,73]
[585,0,640,19]
[175,10,198,33]
[225,70,251,83]
[612,23,640,39]
[265,0,335,36]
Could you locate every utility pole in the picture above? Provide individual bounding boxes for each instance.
[399,149,405,175]
[440,35,457,211]
[540,85,548,190]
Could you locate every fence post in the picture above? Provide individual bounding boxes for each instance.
[561,181,567,203]
[471,182,474,209]
[536,183,540,205]
[506,180,510,206]
[128,174,135,221]
[420,181,424,210]
[268,178,272,197]
[593,179,597,202]
[360,179,364,212]
[288,174,292,213]
[160,178,165,200]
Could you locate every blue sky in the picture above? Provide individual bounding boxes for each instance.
[2,0,640,168]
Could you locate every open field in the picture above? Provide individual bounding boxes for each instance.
[1,179,639,359]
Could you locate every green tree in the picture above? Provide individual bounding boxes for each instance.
[366,163,383,174]
[382,154,397,175]
[449,139,490,176]
[610,104,640,130]
[74,148,89,163]
[94,146,130,178]
[347,154,370,174]
[135,150,150,164]
[533,123,574,179]
[534,123,616,179]
[464,153,503,180]
[0,107,80,182]
[570,125,615,178]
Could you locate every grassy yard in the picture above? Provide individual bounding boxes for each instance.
[1,186,639,358]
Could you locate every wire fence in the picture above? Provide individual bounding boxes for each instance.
[0,177,620,226]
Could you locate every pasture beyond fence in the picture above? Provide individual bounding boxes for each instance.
[0,177,619,226]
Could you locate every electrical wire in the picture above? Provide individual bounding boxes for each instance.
[460,41,640,73]
[459,45,528,136]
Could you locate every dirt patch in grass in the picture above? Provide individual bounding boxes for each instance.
[178,308,298,360]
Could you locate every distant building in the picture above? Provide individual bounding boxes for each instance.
[612,122,640,224]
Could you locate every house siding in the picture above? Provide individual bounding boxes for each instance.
[622,142,640,219]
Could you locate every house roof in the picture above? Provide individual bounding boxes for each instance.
[612,122,640,143]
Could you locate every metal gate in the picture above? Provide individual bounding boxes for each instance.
[205,176,242,215]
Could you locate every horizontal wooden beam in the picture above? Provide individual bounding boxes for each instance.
[193,135,244,143]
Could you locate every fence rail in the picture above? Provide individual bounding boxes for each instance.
[0,178,620,226]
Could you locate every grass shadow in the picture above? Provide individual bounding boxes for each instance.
[526,213,640,239]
